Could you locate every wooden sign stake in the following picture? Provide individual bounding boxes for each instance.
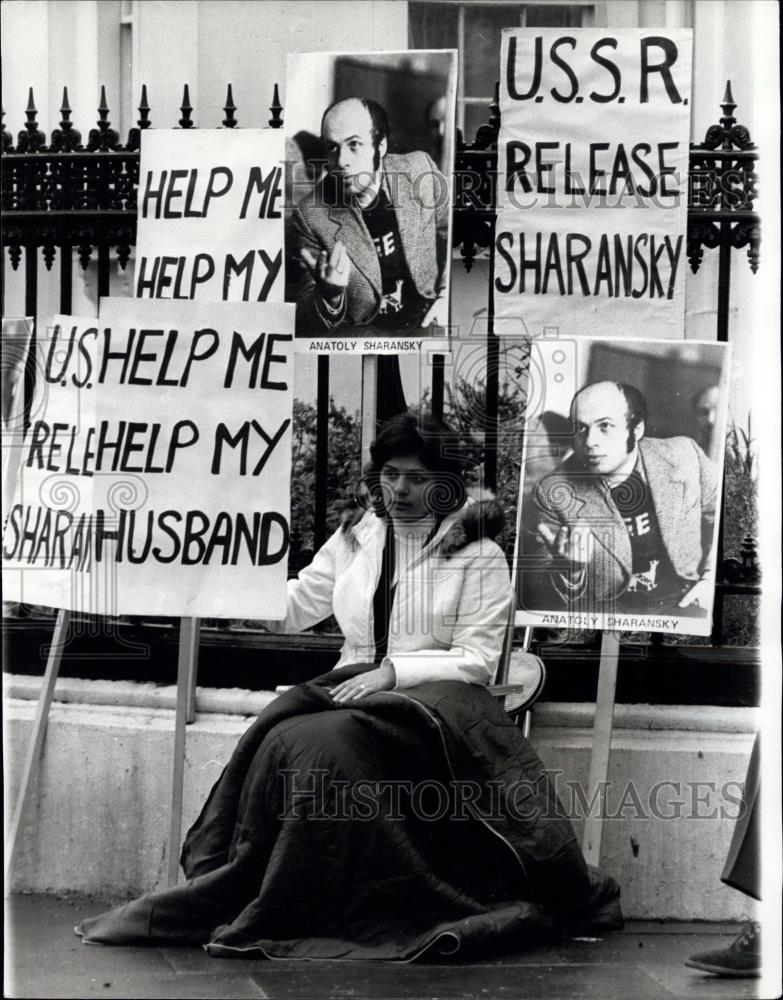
[360,355,378,461]
[581,631,620,866]
[5,608,71,886]
[167,616,201,886]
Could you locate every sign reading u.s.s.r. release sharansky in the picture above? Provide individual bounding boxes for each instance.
[495,29,692,338]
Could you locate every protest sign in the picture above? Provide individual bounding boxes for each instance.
[2,317,34,516]
[514,336,730,637]
[496,29,692,338]
[135,130,285,303]
[285,49,456,343]
[2,299,295,619]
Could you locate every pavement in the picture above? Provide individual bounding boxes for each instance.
[3,893,769,1000]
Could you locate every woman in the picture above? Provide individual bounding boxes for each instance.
[78,414,620,960]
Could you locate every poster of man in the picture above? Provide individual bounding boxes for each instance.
[285,50,456,342]
[516,337,731,636]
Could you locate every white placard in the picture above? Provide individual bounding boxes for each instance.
[2,299,295,619]
[134,129,285,303]
[496,29,693,338]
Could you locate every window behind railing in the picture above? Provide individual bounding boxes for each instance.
[409,1,594,137]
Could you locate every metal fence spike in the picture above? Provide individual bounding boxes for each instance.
[179,83,194,128]
[138,84,151,128]
[223,83,237,128]
[269,82,283,128]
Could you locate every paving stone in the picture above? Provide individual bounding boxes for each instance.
[624,921,744,936]
[5,972,266,999]
[5,895,769,1000]
[643,963,764,1000]
[554,931,739,965]
[247,963,669,999]
[5,895,174,978]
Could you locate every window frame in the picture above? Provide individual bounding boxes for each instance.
[409,1,596,137]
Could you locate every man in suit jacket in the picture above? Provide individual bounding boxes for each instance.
[523,381,718,616]
[288,97,449,336]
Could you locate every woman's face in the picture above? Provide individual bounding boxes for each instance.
[379,454,432,522]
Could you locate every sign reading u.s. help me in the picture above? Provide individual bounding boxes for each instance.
[2,298,295,619]
[496,29,692,338]
[135,130,285,303]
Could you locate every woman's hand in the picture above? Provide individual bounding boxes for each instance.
[330,662,395,703]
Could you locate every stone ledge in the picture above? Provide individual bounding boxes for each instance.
[3,674,277,718]
[3,674,759,733]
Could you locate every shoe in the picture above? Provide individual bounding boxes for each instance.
[685,921,761,977]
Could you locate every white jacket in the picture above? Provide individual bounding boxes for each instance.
[265,493,514,688]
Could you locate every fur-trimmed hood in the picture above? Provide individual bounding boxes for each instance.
[340,488,505,556]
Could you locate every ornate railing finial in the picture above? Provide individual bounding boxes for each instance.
[138,84,151,129]
[87,85,120,151]
[223,83,237,128]
[18,87,46,152]
[269,83,283,129]
[51,86,82,152]
[472,80,500,151]
[126,84,150,152]
[700,79,753,152]
[720,80,736,132]
[179,84,194,128]
[687,81,760,279]
[489,80,500,133]
[2,104,12,153]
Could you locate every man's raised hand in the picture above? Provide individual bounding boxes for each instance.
[300,241,351,304]
[537,522,594,566]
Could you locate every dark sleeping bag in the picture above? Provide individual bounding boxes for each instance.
[77,667,621,960]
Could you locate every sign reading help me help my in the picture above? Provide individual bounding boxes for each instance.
[495,29,692,338]
[2,298,295,619]
[135,129,285,302]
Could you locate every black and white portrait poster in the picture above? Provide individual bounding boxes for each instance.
[285,49,456,350]
[496,29,692,339]
[515,337,731,637]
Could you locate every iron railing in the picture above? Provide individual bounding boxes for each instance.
[1,80,761,655]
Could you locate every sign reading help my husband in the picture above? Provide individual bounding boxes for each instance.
[135,129,285,303]
[2,298,295,619]
[495,29,693,338]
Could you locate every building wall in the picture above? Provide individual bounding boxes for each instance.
[1,0,774,419]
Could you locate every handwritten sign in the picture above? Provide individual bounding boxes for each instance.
[135,130,285,303]
[2,298,295,619]
[496,29,692,338]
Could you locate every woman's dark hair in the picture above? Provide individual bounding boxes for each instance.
[363,412,470,519]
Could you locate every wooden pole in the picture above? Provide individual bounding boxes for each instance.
[5,608,71,885]
[581,631,620,866]
[167,616,200,886]
[360,355,378,462]
[313,357,330,551]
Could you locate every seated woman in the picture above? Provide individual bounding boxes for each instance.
[77,413,620,960]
